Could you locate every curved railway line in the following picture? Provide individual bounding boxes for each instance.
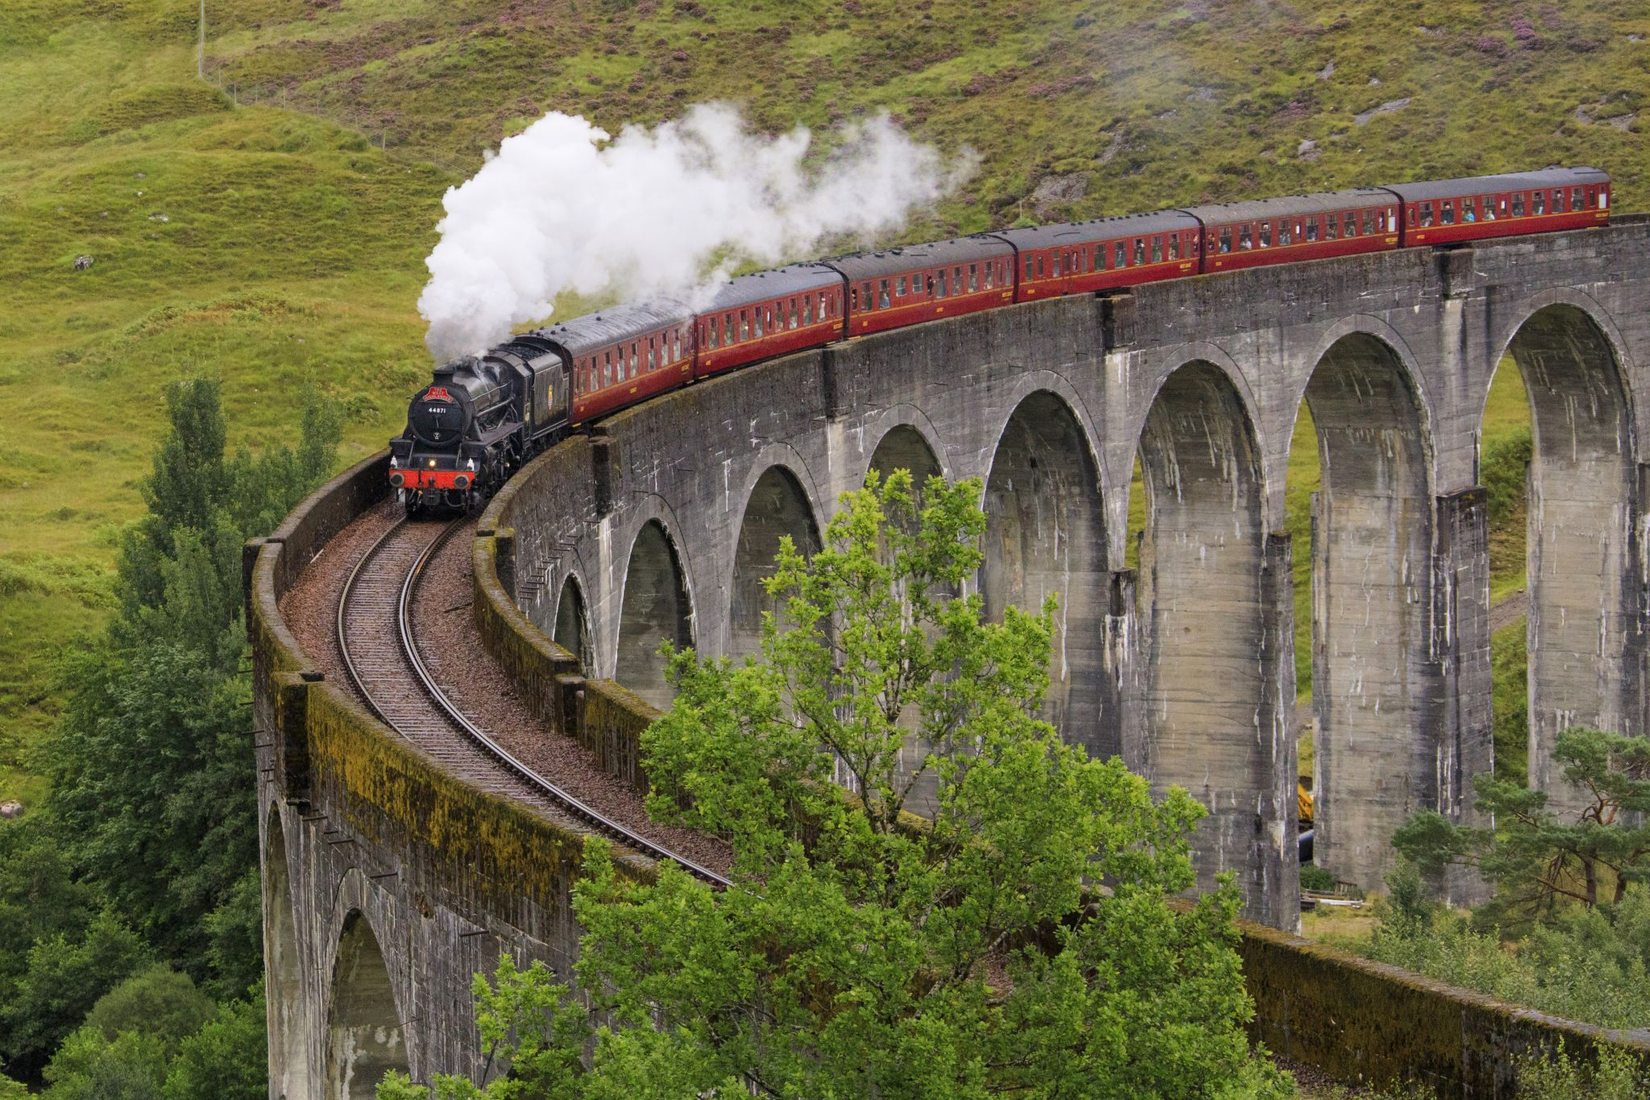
[335,516,732,889]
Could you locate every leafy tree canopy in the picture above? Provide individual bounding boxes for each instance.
[384,471,1291,1099]
[1395,726,1650,925]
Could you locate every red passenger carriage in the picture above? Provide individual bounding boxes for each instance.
[994,211,1202,298]
[825,237,1015,337]
[1188,189,1400,273]
[694,264,844,378]
[1383,167,1610,246]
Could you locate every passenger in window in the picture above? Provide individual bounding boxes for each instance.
[1462,198,1476,222]
[850,287,859,309]
[1052,254,1061,277]
[1219,228,1232,254]
[1134,239,1145,263]
[897,276,907,296]
[1168,236,1179,261]
[1572,188,1584,210]
[1116,241,1128,266]
[1304,219,1317,242]
[1533,191,1545,215]
[879,281,890,309]
[1151,237,1163,262]
[1442,200,1455,225]
[937,271,948,297]
[1419,203,1433,228]
[1512,194,1524,216]
[970,264,979,291]
[1325,216,1338,240]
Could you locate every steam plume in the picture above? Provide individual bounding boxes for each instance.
[419,103,972,360]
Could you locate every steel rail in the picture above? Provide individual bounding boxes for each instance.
[338,512,731,890]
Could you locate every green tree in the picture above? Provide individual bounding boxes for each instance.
[41,1027,166,1100]
[386,472,1292,1099]
[84,965,215,1054]
[161,993,269,1100]
[1395,726,1650,923]
[48,378,340,982]
[0,911,151,1079]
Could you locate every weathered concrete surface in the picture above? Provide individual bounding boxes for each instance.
[496,219,1650,916]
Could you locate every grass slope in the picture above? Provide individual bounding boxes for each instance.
[3,0,1645,801]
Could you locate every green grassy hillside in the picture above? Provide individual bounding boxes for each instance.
[3,0,1646,801]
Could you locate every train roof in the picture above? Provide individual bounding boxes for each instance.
[991,209,1201,248]
[1379,166,1610,202]
[825,235,1014,282]
[529,299,693,356]
[702,263,842,311]
[1182,188,1396,225]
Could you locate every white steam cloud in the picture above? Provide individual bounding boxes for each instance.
[419,103,973,360]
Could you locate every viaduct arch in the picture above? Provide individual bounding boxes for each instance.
[253,220,1650,1096]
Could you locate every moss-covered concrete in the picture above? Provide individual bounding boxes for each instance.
[1238,918,1650,1096]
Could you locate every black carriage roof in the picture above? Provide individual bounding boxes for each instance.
[992,209,1201,248]
[825,236,1014,282]
[1379,166,1609,202]
[529,298,693,356]
[703,262,842,311]
[1182,188,1396,225]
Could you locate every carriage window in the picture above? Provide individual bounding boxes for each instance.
[1219,227,1232,253]
[1151,236,1163,263]
[1485,197,1498,219]
[936,270,948,297]
[1133,238,1146,263]
[1303,218,1317,242]
[1278,221,1292,245]
[1533,190,1546,215]
[1442,200,1455,225]
[739,311,749,340]
[896,276,907,296]
[1051,253,1062,277]
[876,280,889,309]
[1419,202,1433,227]
[1361,210,1375,234]
[1092,247,1103,270]
[1237,225,1251,250]
[1024,256,1034,279]
[1116,241,1128,266]
[602,351,611,386]
[1461,198,1476,222]
[631,344,638,375]
[985,263,995,288]
[1551,190,1565,213]
[1325,215,1338,240]
[1573,187,1585,210]
[757,310,766,337]
[1512,193,1525,217]
[1167,235,1179,261]
[648,345,656,371]
[1342,212,1356,236]
[969,263,979,290]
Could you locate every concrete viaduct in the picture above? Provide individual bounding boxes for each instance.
[253,218,1650,1096]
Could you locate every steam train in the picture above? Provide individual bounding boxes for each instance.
[390,166,1610,512]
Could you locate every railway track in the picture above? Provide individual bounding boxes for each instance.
[337,515,731,889]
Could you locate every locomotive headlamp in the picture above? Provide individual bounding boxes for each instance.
[428,458,438,468]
